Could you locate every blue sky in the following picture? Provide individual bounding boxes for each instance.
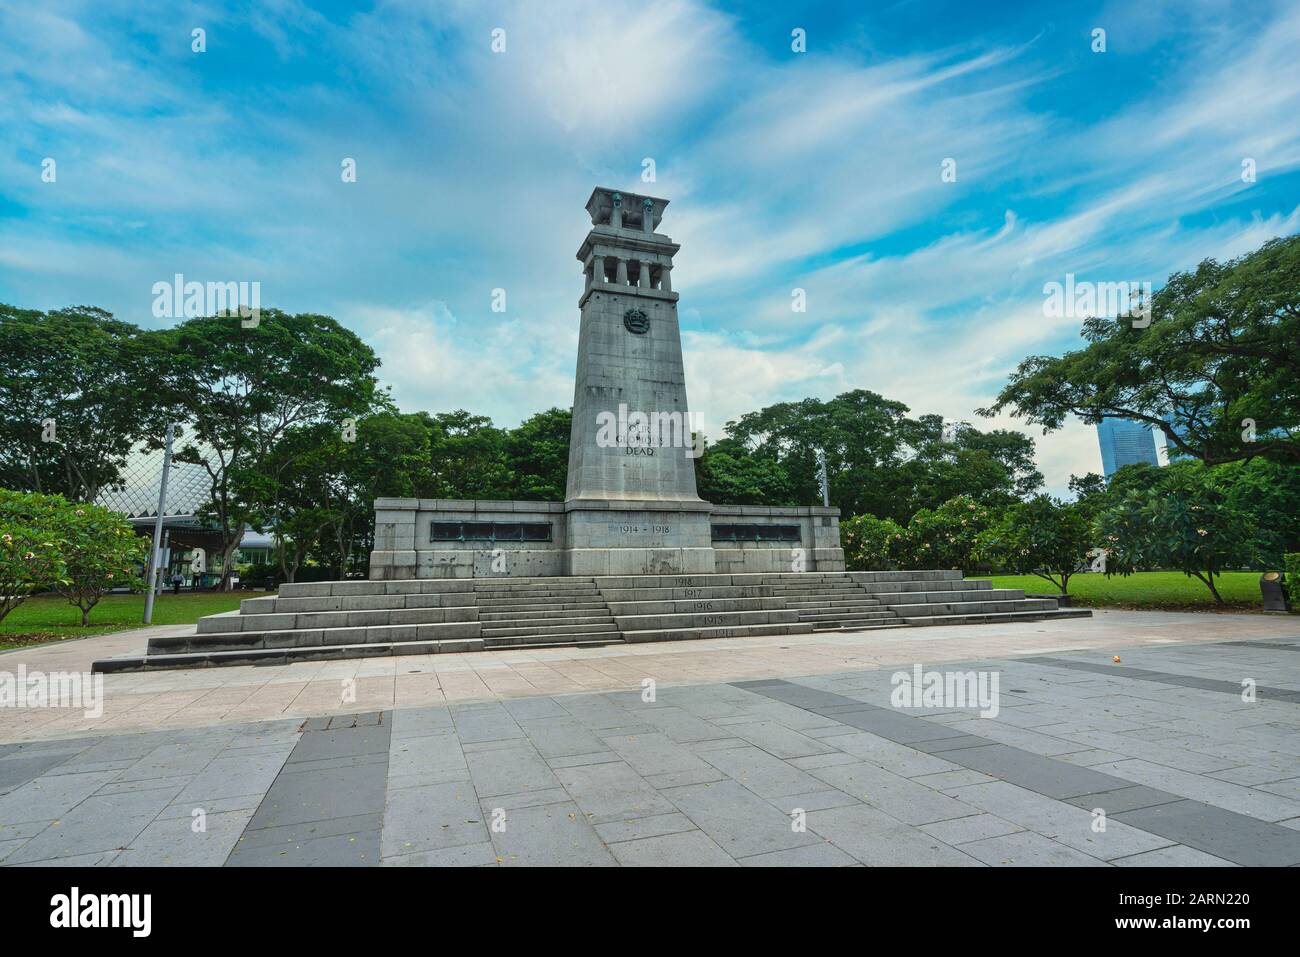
[2,0,1298,495]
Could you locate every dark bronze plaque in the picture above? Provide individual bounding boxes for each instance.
[623,308,649,334]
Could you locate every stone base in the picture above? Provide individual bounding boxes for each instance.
[562,498,714,576]
[369,497,845,580]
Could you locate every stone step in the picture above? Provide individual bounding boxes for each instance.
[481,619,616,638]
[884,599,1057,617]
[482,631,623,649]
[846,570,965,583]
[811,620,910,632]
[598,586,777,602]
[898,609,1092,626]
[872,588,1027,605]
[797,609,897,622]
[612,609,800,632]
[856,579,994,596]
[197,605,479,634]
[94,637,485,672]
[478,607,610,621]
[474,600,609,612]
[781,597,883,608]
[242,592,479,615]
[153,620,482,654]
[620,621,815,643]
[278,580,475,599]
[605,597,800,615]
[473,583,600,593]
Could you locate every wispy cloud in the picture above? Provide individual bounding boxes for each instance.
[1,0,1297,496]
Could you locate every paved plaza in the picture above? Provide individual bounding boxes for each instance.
[1,612,1298,866]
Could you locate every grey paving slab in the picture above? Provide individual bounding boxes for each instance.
[774,789,863,812]
[488,800,617,867]
[465,743,560,800]
[957,830,1111,867]
[381,781,486,857]
[553,760,677,824]
[912,769,998,790]
[1062,785,1182,814]
[226,715,390,866]
[661,779,823,858]
[697,744,828,800]
[601,731,715,778]
[943,780,1175,860]
[737,842,859,867]
[383,841,499,867]
[112,809,254,866]
[705,720,838,759]
[0,769,120,825]
[804,803,984,866]
[809,760,979,825]
[478,786,571,811]
[5,785,179,864]
[390,705,455,739]
[387,731,468,789]
[1112,799,1300,866]
[1110,845,1238,867]
[1087,757,1300,822]
[609,829,737,867]
[514,715,610,759]
[1023,656,1300,703]
[918,812,1024,845]
[0,751,78,795]
[815,731,963,777]
[939,743,1134,799]
[449,703,526,744]
[593,811,698,844]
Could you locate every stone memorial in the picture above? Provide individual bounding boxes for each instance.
[95,188,1088,672]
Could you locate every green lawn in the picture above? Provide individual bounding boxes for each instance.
[0,593,247,651]
[973,570,1270,611]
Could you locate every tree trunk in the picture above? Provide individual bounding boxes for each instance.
[220,535,241,590]
[81,606,90,626]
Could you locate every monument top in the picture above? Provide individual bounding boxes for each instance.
[585,187,669,232]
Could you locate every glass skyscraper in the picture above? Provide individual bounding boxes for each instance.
[1096,416,1160,477]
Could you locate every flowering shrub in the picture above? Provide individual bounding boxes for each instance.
[0,489,146,625]
[840,513,905,571]
[54,501,148,625]
[900,495,998,572]
[977,496,1091,594]
[0,489,68,623]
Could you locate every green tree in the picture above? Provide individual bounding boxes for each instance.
[981,235,1300,466]
[0,305,165,502]
[978,496,1091,595]
[52,503,147,625]
[719,392,1040,521]
[696,438,794,505]
[0,489,69,623]
[1067,472,1111,525]
[156,311,385,588]
[899,495,999,572]
[1094,467,1261,604]
[840,513,905,571]
[504,408,571,500]
[425,410,511,499]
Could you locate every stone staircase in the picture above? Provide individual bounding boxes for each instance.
[93,569,1089,672]
[473,579,621,649]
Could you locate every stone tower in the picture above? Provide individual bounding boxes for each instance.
[566,187,701,502]
[564,187,714,575]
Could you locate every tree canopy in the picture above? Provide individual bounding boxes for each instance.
[981,235,1300,466]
